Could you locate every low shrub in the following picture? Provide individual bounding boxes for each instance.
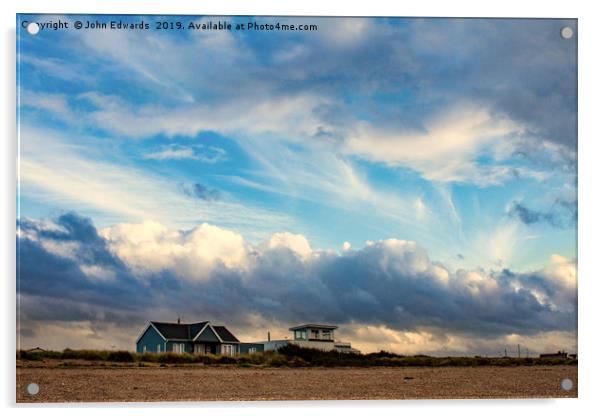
[16,347,578,368]
[157,352,195,364]
[17,350,44,361]
[61,349,108,361]
[288,356,307,367]
[266,355,288,367]
[106,350,135,362]
[216,355,237,364]
[139,352,160,363]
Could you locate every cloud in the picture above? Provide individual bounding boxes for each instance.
[143,145,196,161]
[21,18,575,188]
[19,124,292,234]
[98,220,250,280]
[183,183,221,202]
[343,104,529,185]
[508,199,577,228]
[262,232,313,258]
[339,324,576,356]
[20,90,75,124]
[18,213,576,352]
[143,144,227,163]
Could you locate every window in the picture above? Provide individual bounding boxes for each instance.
[157,344,161,353]
[172,343,185,353]
[222,344,234,356]
[322,330,332,340]
[143,345,147,353]
[294,330,307,340]
[311,329,319,339]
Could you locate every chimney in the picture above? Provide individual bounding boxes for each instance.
[177,317,181,324]
[268,331,271,342]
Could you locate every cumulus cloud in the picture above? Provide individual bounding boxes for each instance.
[17,213,576,353]
[261,232,313,258]
[98,220,250,280]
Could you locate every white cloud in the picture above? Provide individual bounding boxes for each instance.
[100,221,251,280]
[99,225,317,280]
[344,104,526,185]
[20,90,75,124]
[544,254,576,288]
[142,145,196,161]
[233,135,430,236]
[318,18,378,48]
[142,144,227,163]
[75,91,329,140]
[19,54,94,84]
[262,232,313,258]
[18,125,292,233]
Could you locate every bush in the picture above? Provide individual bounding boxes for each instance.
[106,350,135,362]
[139,352,160,363]
[288,357,307,367]
[267,355,288,367]
[366,350,404,359]
[17,350,44,361]
[61,348,108,361]
[216,355,237,364]
[157,352,195,364]
[15,347,578,368]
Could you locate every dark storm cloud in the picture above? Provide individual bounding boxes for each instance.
[508,199,576,228]
[17,213,576,344]
[249,18,576,154]
[17,213,158,326]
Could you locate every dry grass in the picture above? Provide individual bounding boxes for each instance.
[16,361,577,402]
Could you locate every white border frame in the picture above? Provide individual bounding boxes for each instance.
[4,1,601,415]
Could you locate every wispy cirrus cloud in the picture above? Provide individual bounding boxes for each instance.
[20,17,576,186]
[142,144,227,163]
[18,124,292,234]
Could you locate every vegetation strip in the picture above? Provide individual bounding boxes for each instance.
[17,345,578,368]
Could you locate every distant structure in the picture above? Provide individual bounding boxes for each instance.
[261,323,360,354]
[135,320,360,355]
[136,320,241,355]
[539,350,569,359]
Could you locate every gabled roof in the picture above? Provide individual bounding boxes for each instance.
[150,321,209,341]
[213,326,240,343]
[144,321,240,342]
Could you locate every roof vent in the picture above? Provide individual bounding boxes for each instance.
[177,317,181,324]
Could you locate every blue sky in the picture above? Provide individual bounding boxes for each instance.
[17,15,577,354]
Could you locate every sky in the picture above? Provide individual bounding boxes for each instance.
[16,15,577,355]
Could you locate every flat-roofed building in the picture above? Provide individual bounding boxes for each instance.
[262,323,360,354]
